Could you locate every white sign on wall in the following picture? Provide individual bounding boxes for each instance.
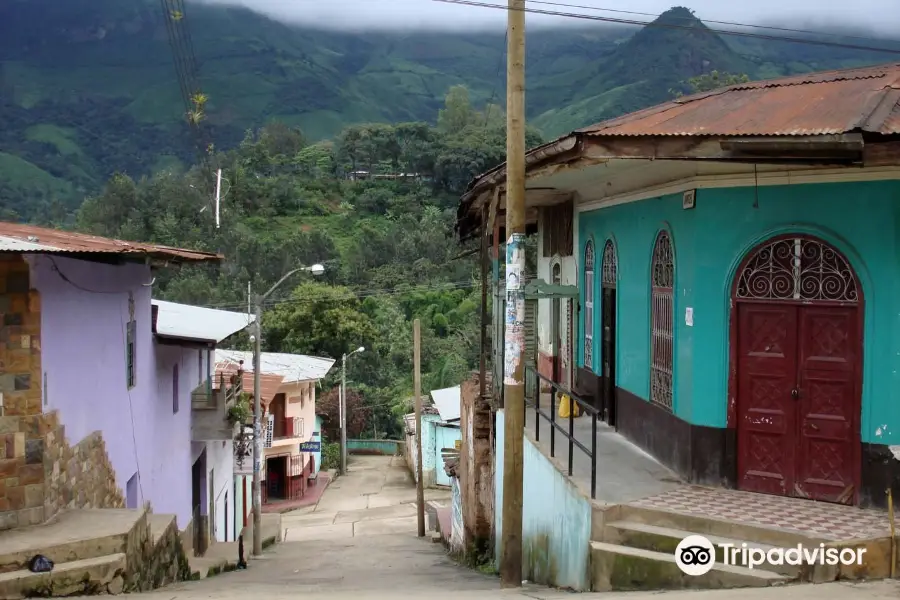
[685,307,694,327]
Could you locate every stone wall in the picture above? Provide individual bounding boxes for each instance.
[43,410,124,522]
[459,373,494,555]
[0,256,46,530]
[0,257,124,531]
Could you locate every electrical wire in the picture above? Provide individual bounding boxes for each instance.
[520,0,900,46]
[431,0,900,56]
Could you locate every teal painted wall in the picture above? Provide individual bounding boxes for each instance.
[494,410,592,590]
[312,416,323,473]
[434,425,462,487]
[578,179,900,444]
[347,439,402,455]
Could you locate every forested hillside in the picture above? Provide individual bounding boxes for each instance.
[74,87,541,439]
[2,0,899,219]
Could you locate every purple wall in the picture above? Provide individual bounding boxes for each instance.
[28,255,200,528]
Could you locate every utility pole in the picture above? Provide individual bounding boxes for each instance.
[340,355,347,475]
[340,346,364,476]
[251,298,263,557]
[249,263,326,557]
[413,319,425,537]
[500,0,526,588]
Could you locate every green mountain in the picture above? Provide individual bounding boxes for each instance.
[1,1,898,218]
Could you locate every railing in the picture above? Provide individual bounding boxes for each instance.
[275,417,303,440]
[191,371,242,410]
[524,364,599,499]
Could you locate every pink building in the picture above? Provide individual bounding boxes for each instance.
[215,350,334,520]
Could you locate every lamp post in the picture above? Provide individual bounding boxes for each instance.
[251,263,324,557]
[340,346,364,476]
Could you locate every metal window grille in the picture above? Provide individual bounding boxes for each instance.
[584,241,595,369]
[650,231,674,411]
[735,237,858,303]
[264,413,274,448]
[602,239,617,287]
[126,320,136,388]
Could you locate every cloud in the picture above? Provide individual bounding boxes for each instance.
[195,0,900,35]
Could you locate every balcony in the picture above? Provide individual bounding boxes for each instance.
[268,417,305,448]
[191,371,243,441]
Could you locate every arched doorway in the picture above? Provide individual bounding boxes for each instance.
[731,235,863,505]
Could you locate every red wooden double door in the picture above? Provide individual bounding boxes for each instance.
[735,302,861,504]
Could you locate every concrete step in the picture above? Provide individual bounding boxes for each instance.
[603,521,801,578]
[0,509,144,574]
[148,513,177,546]
[0,553,127,599]
[591,541,791,591]
[616,503,820,549]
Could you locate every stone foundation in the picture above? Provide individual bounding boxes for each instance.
[43,411,124,522]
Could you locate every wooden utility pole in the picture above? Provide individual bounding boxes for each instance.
[500,0,526,588]
[413,318,426,537]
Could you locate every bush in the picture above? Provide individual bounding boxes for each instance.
[321,442,341,470]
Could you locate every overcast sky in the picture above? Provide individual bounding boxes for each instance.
[195,0,900,35]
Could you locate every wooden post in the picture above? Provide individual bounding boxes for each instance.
[480,203,489,398]
[414,318,426,537]
[500,0,526,588]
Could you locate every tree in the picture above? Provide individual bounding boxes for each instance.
[316,386,371,440]
[671,70,751,98]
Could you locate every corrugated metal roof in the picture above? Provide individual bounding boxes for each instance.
[153,299,253,343]
[215,349,335,383]
[0,222,221,263]
[578,63,900,138]
[430,386,461,422]
[213,360,282,402]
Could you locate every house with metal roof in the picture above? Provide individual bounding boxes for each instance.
[214,348,335,514]
[458,62,900,541]
[0,221,235,555]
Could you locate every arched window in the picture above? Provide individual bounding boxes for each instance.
[650,231,674,411]
[583,241,595,370]
[602,240,617,287]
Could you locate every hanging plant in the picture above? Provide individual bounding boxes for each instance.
[227,397,251,426]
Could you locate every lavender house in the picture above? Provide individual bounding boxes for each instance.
[0,222,248,554]
[152,299,253,549]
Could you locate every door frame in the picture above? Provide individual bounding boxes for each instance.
[726,233,864,504]
[600,238,619,428]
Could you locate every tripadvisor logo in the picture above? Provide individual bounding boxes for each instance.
[674,535,867,576]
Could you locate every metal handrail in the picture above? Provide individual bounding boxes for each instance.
[524,365,598,499]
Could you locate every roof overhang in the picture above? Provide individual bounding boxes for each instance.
[152,299,253,345]
[456,132,900,241]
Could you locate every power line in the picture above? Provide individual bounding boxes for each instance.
[202,280,482,311]
[522,0,900,46]
[431,0,900,56]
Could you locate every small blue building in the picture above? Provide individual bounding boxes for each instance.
[457,63,900,511]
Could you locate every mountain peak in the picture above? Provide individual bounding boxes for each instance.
[655,6,701,26]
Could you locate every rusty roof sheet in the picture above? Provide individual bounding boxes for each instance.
[213,361,283,403]
[0,222,222,263]
[578,63,900,138]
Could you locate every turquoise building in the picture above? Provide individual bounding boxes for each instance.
[456,63,900,511]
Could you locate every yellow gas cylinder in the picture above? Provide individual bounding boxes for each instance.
[557,393,581,419]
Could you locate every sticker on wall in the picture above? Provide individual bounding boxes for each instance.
[504,232,527,385]
[685,307,694,327]
[505,233,525,291]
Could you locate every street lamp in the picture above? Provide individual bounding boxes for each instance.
[251,263,324,557]
[340,346,365,476]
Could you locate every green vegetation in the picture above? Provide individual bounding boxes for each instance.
[2,1,899,219]
[4,1,899,434]
[75,89,541,438]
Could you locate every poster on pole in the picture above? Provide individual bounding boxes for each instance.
[503,233,526,385]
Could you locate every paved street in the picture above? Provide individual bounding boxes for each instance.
[121,455,898,600]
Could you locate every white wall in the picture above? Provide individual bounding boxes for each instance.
[536,212,578,374]
[206,439,236,542]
